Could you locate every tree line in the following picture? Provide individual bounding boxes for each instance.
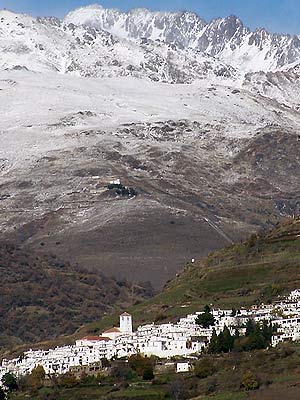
[195,305,275,353]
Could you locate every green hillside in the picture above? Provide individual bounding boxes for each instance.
[81,218,300,336]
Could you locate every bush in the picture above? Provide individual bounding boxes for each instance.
[128,354,154,377]
[2,372,18,392]
[204,376,218,395]
[194,359,215,379]
[143,367,154,380]
[111,363,136,381]
[247,234,257,248]
[27,365,46,389]
[58,373,79,388]
[169,379,189,400]
[241,371,259,391]
[80,373,99,386]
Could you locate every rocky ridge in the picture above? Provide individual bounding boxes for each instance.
[0,9,235,83]
[65,4,300,72]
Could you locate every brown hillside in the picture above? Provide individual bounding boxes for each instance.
[0,243,153,350]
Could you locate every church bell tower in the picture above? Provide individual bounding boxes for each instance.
[120,312,133,334]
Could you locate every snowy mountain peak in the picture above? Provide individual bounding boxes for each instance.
[66,3,105,14]
[64,4,300,72]
[0,6,235,83]
[64,4,120,28]
[64,5,207,44]
[1,4,300,83]
[0,8,33,22]
[0,8,19,16]
[224,14,243,25]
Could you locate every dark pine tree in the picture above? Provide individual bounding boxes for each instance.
[2,372,18,392]
[245,319,256,337]
[208,328,220,353]
[221,326,234,353]
[196,305,215,329]
[262,320,273,345]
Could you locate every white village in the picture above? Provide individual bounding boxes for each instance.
[1,289,300,381]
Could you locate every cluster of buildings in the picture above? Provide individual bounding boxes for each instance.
[2,290,300,380]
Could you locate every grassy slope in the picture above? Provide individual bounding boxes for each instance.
[81,218,300,336]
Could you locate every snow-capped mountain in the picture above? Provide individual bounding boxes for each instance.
[65,4,300,73]
[1,4,300,83]
[64,5,207,49]
[0,9,234,83]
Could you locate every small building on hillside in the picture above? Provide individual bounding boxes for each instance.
[176,362,191,373]
[109,179,121,186]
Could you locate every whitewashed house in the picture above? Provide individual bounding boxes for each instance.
[176,362,191,373]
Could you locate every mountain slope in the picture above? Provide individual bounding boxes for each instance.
[244,65,300,109]
[0,242,153,350]
[0,6,299,290]
[0,70,299,288]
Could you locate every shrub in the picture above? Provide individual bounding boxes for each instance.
[241,371,259,391]
[128,354,154,377]
[58,373,79,388]
[2,372,18,392]
[111,363,136,381]
[0,387,5,400]
[247,234,257,248]
[27,365,46,389]
[194,359,215,379]
[143,367,154,380]
[169,379,188,400]
[204,376,218,395]
[80,373,99,385]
